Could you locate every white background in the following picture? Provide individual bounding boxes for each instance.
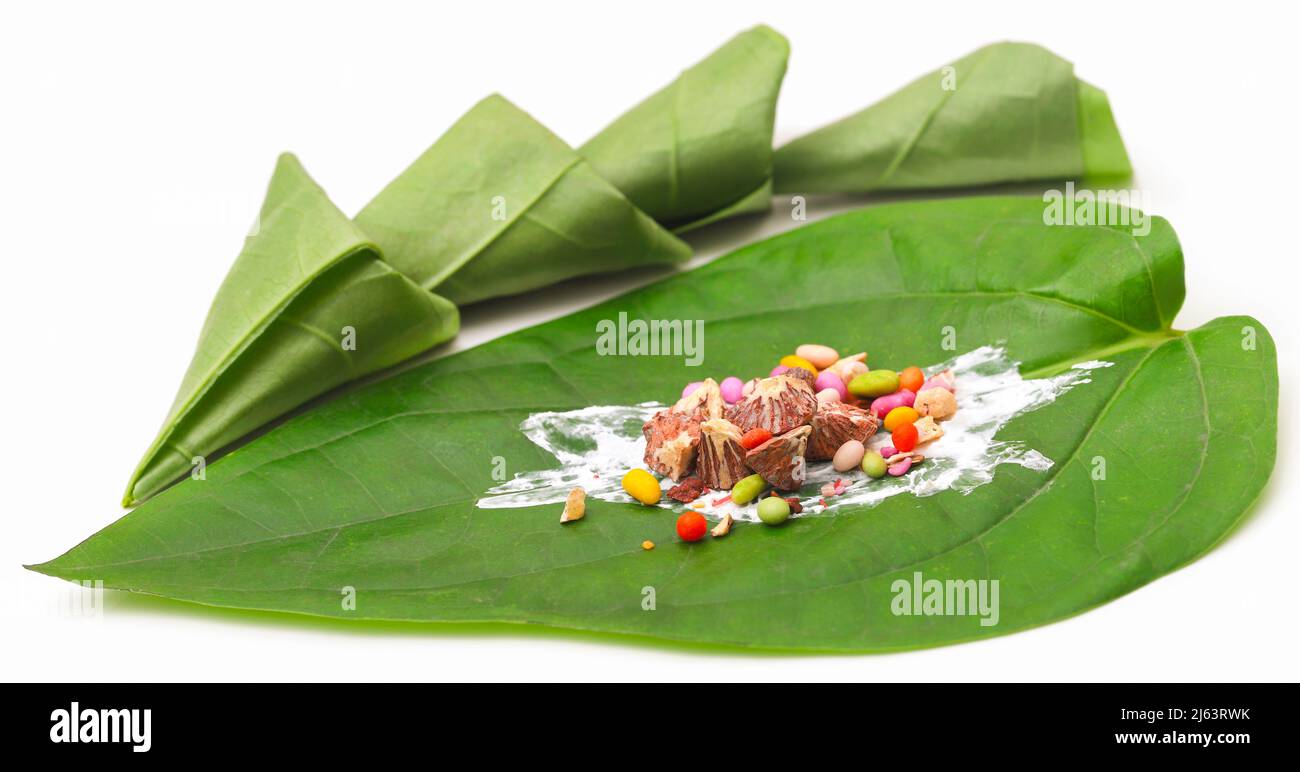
[2,0,1295,682]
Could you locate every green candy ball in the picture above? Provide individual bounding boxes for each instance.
[861,451,888,479]
[848,369,899,398]
[757,496,792,526]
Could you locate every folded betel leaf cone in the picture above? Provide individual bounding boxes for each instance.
[123,153,458,506]
[578,25,790,232]
[772,42,1132,195]
[1075,79,1132,185]
[356,94,691,306]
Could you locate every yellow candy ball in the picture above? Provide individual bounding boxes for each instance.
[884,406,920,432]
[779,354,819,376]
[621,468,662,505]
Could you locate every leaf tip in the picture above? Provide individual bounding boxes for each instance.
[747,23,790,52]
[23,560,59,578]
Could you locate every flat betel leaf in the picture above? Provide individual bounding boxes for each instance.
[58,198,1268,652]
[579,25,790,231]
[356,94,692,305]
[772,42,1132,194]
[122,154,458,507]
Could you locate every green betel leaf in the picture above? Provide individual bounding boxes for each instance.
[579,25,790,231]
[123,154,458,506]
[53,196,1273,652]
[55,194,1274,647]
[355,94,692,305]
[773,42,1132,195]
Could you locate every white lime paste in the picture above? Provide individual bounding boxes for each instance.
[477,346,1113,522]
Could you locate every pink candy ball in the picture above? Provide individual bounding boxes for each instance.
[681,381,703,399]
[868,389,916,419]
[720,376,744,404]
[814,371,848,400]
[887,457,913,476]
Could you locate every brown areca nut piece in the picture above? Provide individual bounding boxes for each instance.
[641,409,702,481]
[673,378,725,421]
[807,400,878,460]
[745,425,812,491]
[728,374,816,436]
[697,418,748,489]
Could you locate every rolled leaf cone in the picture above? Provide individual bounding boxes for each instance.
[579,24,790,232]
[772,42,1132,195]
[123,154,458,506]
[356,94,691,305]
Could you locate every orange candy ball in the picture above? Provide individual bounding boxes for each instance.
[676,511,708,542]
[899,366,925,393]
[891,421,919,453]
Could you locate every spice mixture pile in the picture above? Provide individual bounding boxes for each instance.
[562,344,961,544]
